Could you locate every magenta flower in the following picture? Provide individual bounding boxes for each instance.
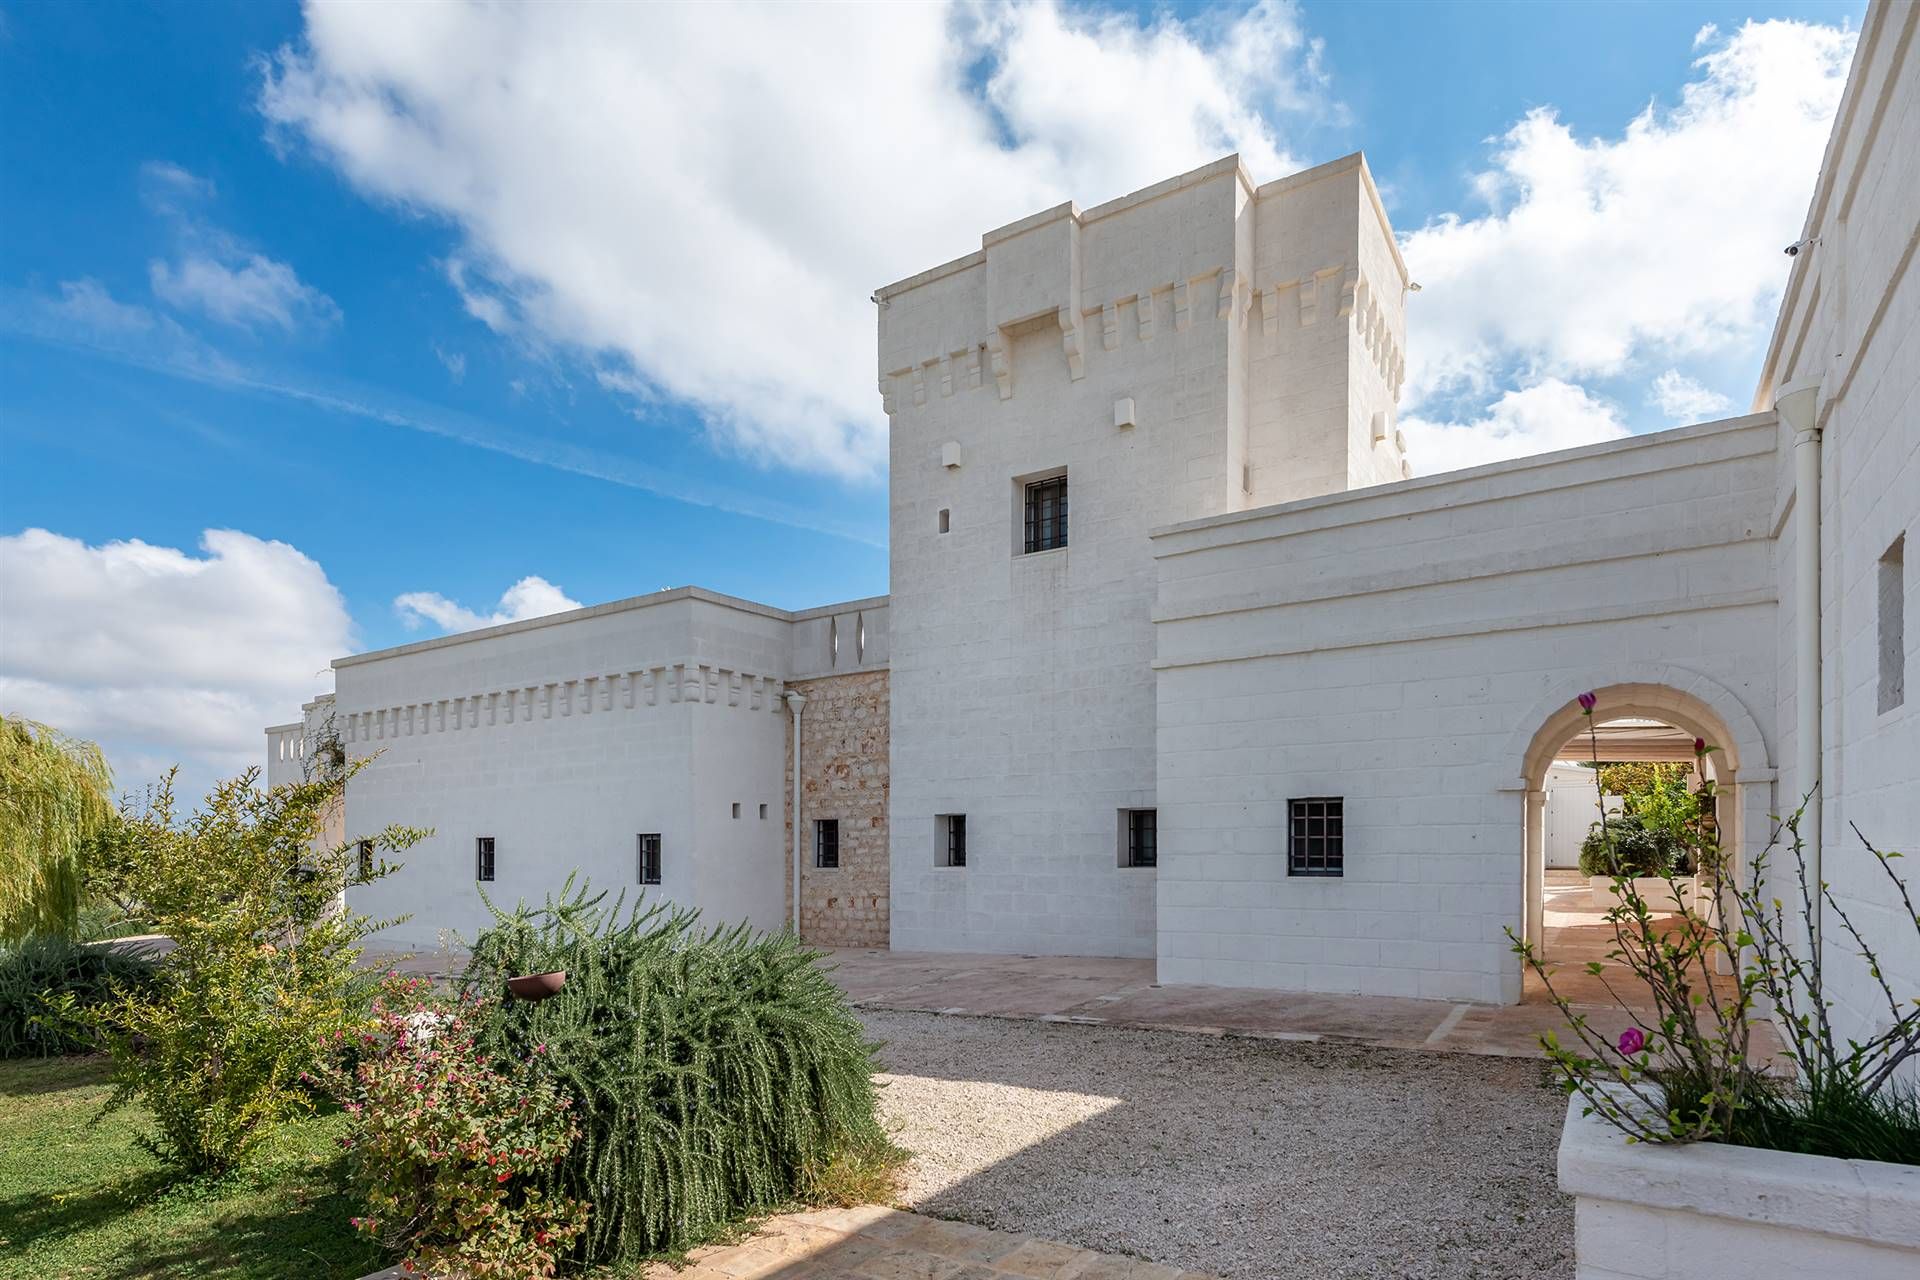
[1693,737,1707,755]
[1577,691,1597,714]
[1618,1027,1646,1056]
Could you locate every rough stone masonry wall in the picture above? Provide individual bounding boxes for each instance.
[785,670,889,947]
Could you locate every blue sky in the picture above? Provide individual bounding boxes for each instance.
[0,0,1864,792]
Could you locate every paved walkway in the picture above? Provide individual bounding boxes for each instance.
[652,1207,1221,1280]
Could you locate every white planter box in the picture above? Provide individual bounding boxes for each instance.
[1557,1094,1920,1279]
[1587,875,1695,913]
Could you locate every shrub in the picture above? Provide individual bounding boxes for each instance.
[0,935,154,1058]
[0,716,115,942]
[322,979,587,1280]
[1577,814,1686,878]
[460,880,897,1267]
[94,764,424,1173]
[1515,690,1920,1158]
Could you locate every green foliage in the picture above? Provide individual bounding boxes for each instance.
[1595,761,1688,798]
[0,935,155,1057]
[459,880,895,1267]
[94,763,425,1174]
[1577,813,1688,877]
[0,716,115,941]
[321,977,586,1280]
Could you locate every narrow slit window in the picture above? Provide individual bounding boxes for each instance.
[1123,809,1157,868]
[1023,475,1068,553]
[637,833,661,886]
[760,803,769,820]
[938,507,951,534]
[938,814,967,867]
[1882,534,1906,713]
[475,836,495,882]
[357,839,374,880]
[732,802,741,819]
[815,818,840,869]
[1288,798,1343,876]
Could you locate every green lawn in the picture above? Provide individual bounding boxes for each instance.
[0,1057,388,1280]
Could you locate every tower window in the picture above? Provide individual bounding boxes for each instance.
[357,839,374,880]
[475,836,495,882]
[1288,798,1343,876]
[938,814,967,867]
[1882,534,1906,713]
[815,819,840,869]
[1023,475,1068,553]
[637,833,661,886]
[939,507,951,534]
[1121,809,1157,868]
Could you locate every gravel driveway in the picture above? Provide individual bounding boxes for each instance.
[861,1009,1574,1280]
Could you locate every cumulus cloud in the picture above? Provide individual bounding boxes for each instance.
[394,576,583,634]
[1649,369,1734,422]
[1399,378,1631,475]
[0,528,353,794]
[1400,19,1853,409]
[257,0,1322,478]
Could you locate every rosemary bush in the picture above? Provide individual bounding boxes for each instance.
[460,880,894,1266]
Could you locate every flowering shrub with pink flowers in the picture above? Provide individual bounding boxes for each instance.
[1514,691,1920,1163]
[320,977,587,1279]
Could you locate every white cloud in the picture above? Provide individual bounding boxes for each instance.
[394,575,582,634]
[1650,368,1733,422]
[434,343,467,382]
[258,0,1321,479]
[1399,378,1630,475]
[0,528,353,796]
[150,251,342,333]
[1400,19,1854,407]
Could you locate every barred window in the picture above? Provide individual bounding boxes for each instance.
[637,833,661,886]
[357,839,374,880]
[475,836,495,882]
[938,814,967,867]
[1288,798,1343,876]
[1123,809,1157,868]
[1024,475,1068,553]
[815,819,840,869]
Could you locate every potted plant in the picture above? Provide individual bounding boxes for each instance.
[1513,693,1920,1278]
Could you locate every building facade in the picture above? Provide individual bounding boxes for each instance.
[271,0,1914,1026]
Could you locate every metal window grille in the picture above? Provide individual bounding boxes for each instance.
[637,833,662,885]
[1024,476,1068,553]
[942,814,967,867]
[1127,809,1157,868]
[357,839,374,880]
[475,836,495,882]
[815,819,840,869]
[1288,798,1343,876]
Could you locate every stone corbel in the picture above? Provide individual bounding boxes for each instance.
[879,376,896,416]
[1173,279,1191,332]
[1058,307,1085,380]
[939,353,954,398]
[911,364,927,407]
[1298,274,1318,327]
[1136,286,1156,341]
[1338,269,1359,319]
[1262,285,1281,338]
[966,345,983,391]
[988,330,1012,400]
[1101,301,1119,351]
[1217,271,1236,322]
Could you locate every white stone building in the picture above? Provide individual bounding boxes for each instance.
[271,1,1915,1030]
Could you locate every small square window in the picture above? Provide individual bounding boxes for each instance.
[1288,798,1343,876]
[937,814,967,867]
[1882,534,1906,714]
[357,839,374,880]
[1023,475,1068,553]
[475,836,495,882]
[815,818,840,869]
[637,833,661,886]
[1121,809,1157,868]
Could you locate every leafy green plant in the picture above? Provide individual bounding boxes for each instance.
[1577,813,1687,878]
[0,934,155,1057]
[93,763,425,1173]
[320,977,586,1279]
[459,879,899,1267]
[0,716,115,941]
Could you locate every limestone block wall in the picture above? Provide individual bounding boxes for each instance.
[1753,0,1919,1057]
[785,670,890,948]
[1151,415,1781,1004]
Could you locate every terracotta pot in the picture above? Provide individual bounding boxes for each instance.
[506,970,567,1001]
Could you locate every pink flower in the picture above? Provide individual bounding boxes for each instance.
[1577,691,1598,714]
[1618,1027,1646,1056]
[1693,738,1708,755]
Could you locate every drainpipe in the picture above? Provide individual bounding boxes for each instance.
[784,690,807,935]
[1776,375,1823,943]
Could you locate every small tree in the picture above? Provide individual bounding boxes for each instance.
[0,716,115,941]
[97,761,425,1173]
